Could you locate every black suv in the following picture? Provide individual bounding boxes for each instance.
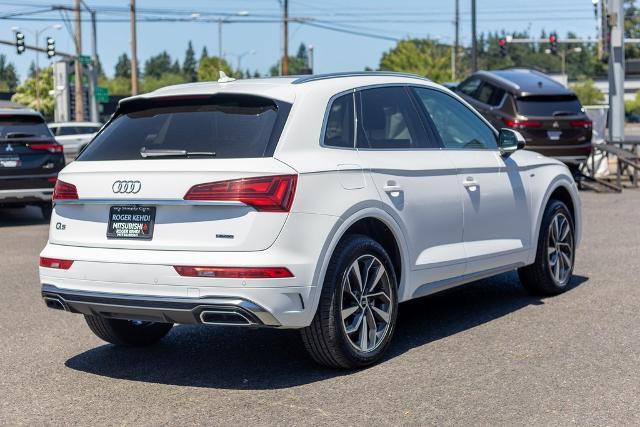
[0,107,65,219]
[455,68,592,169]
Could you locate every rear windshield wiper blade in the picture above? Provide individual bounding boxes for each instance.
[552,111,577,117]
[139,147,216,158]
[5,132,37,139]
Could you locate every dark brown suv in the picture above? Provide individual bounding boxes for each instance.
[455,68,592,168]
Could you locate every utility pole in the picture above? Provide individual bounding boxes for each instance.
[74,0,84,121]
[453,0,459,80]
[471,0,478,72]
[282,0,289,75]
[608,0,625,144]
[218,20,223,58]
[130,0,139,95]
[89,9,98,122]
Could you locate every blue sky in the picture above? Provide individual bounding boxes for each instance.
[0,0,600,82]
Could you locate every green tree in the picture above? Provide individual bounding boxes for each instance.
[183,41,197,82]
[114,53,131,79]
[570,78,605,105]
[144,51,173,78]
[142,73,187,93]
[102,76,131,96]
[625,0,640,58]
[197,56,235,81]
[269,43,311,76]
[379,39,451,82]
[200,46,209,62]
[11,66,54,119]
[0,54,19,91]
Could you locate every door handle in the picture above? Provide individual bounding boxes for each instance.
[462,177,479,191]
[383,184,403,193]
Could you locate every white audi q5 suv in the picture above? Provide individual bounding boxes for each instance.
[40,72,581,368]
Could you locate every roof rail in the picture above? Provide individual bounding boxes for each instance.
[292,71,432,84]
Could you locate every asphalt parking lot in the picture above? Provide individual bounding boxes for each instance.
[1,190,639,425]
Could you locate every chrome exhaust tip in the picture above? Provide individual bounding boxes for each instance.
[199,310,254,326]
[43,296,67,311]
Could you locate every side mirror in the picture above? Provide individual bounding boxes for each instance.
[498,128,526,157]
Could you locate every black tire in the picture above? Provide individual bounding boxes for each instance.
[84,315,173,346]
[301,234,399,369]
[518,200,575,296]
[40,203,52,220]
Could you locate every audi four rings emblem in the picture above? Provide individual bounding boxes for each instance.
[112,180,142,194]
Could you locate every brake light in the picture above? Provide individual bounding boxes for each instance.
[174,266,294,279]
[29,143,63,153]
[184,174,297,212]
[52,180,78,200]
[502,118,543,129]
[39,257,73,269]
[570,119,592,128]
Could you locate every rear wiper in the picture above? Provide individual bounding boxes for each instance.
[552,111,576,117]
[139,147,216,158]
[5,132,37,139]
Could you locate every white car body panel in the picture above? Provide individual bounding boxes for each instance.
[40,74,582,328]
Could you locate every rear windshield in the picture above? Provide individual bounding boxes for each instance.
[0,115,51,139]
[515,95,583,117]
[78,94,291,161]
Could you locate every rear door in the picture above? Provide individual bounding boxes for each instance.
[51,94,296,252]
[353,86,466,291]
[413,87,530,274]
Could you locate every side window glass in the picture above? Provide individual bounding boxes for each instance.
[413,87,497,150]
[489,87,505,106]
[356,87,430,149]
[476,83,495,104]
[457,78,482,98]
[58,127,78,136]
[323,93,354,148]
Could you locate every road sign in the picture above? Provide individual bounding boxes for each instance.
[79,55,92,65]
[95,86,109,103]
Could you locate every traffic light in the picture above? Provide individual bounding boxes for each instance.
[46,37,55,58]
[499,37,507,57]
[549,33,558,55]
[15,31,25,55]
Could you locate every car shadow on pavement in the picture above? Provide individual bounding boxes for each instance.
[65,272,588,390]
[0,206,48,227]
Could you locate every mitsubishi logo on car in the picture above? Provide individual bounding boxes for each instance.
[552,121,560,128]
[5,144,13,152]
[112,180,142,194]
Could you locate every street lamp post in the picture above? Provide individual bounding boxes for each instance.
[216,11,249,59]
[227,50,257,74]
[11,24,62,112]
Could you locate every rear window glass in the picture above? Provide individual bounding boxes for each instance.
[78,94,291,161]
[0,115,51,139]
[324,93,354,148]
[515,95,583,117]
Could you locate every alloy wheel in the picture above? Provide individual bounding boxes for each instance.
[340,254,394,353]
[547,212,574,286]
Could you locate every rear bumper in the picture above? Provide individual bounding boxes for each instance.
[42,283,281,326]
[525,142,593,163]
[0,188,53,204]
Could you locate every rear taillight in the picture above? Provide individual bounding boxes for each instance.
[29,143,64,153]
[184,174,297,212]
[502,118,543,129]
[39,257,73,269]
[570,119,592,128]
[52,180,78,200]
[174,266,294,279]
